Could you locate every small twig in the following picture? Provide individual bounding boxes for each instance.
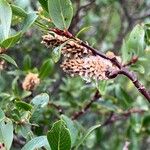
[102,109,145,126]
[48,102,64,114]
[72,90,101,120]
[69,0,95,33]
[13,135,26,147]
[123,56,138,67]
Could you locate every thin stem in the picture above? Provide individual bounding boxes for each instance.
[72,90,101,120]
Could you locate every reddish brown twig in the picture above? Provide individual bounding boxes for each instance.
[123,56,138,67]
[102,109,145,126]
[51,29,150,103]
[48,102,64,114]
[72,90,101,120]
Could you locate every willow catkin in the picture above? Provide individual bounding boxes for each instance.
[0,47,6,54]
[42,33,119,80]
[61,55,115,80]
[22,73,40,91]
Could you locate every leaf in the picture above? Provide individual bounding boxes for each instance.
[47,120,71,150]
[127,24,145,54]
[98,100,120,112]
[115,85,133,108]
[23,55,32,71]
[75,124,101,149]
[51,46,61,63]
[0,0,12,40]
[11,4,27,18]
[21,12,38,33]
[96,80,107,96]
[31,93,49,107]
[0,32,22,48]
[21,136,50,150]
[145,28,150,45]
[38,0,48,12]
[61,115,78,146]
[131,64,145,74]
[121,40,131,63]
[15,101,33,111]
[0,118,13,150]
[0,108,5,122]
[39,59,53,79]
[76,26,93,37]
[48,0,73,30]
[0,54,18,68]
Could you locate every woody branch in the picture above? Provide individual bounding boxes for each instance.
[51,29,150,103]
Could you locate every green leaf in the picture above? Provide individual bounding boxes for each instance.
[39,0,48,12]
[0,118,13,150]
[127,24,145,54]
[22,12,38,33]
[145,28,150,45]
[0,108,5,122]
[131,64,145,74]
[0,0,12,40]
[39,59,53,79]
[23,55,32,71]
[51,46,61,63]
[47,120,71,150]
[75,124,101,149]
[31,93,49,107]
[15,101,33,111]
[0,54,18,68]
[98,100,121,112]
[21,136,50,150]
[115,85,133,108]
[61,115,78,146]
[11,4,27,18]
[0,32,22,48]
[96,80,107,95]
[48,0,73,30]
[76,26,93,37]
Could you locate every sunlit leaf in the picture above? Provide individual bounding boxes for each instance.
[48,0,73,30]
[47,120,71,150]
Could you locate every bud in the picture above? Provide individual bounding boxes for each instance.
[41,33,92,58]
[22,73,40,91]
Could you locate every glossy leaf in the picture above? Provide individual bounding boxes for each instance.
[39,0,48,12]
[22,12,38,33]
[47,120,71,150]
[127,24,145,54]
[0,54,18,68]
[39,59,53,79]
[76,26,93,37]
[0,32,22,48]
[48,0,73,30]
[75,124,101,149]
[0,0,12,40]
[15,101,33,111]
[0,109,5,122]
[21,136,50,150]
[31,93,49,107]
[0,119,13,150]
[61,115,78,146]
[11,4,27,18]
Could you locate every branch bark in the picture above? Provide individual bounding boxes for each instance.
[51,29,150,103]
[72,90,101,120]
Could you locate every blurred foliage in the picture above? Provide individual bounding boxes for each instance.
[0,0,150,150]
